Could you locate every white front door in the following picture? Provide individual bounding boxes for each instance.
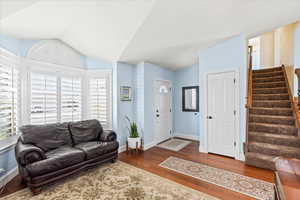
[154,80,172,144]
[207,71,236,157]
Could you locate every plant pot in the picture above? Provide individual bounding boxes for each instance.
[127,137,141,149]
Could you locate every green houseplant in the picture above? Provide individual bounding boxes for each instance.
[125,116,141,149]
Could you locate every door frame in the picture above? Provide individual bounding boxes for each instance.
[201,69,240,160]
[153,79,173,144]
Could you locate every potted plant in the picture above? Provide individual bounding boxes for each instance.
[126,116,141,149]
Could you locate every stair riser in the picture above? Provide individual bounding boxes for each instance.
[253,72,283,78]
[253,95,289,101]
[249,109,293,116]
[253,77,285,83]
[253,68,282,74]
[253,88,288,94]
[245,157,275,171]
[248,144,300,158]
[253,82,286,89]
[248,134,300,147]
[249,124,297,135]
[249,116,295,125]
[252,101,291,108]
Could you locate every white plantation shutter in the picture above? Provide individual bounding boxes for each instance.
[61,77,82,122]
[30,73,58,124]
[88,76,111,128]
[0,56,19,140]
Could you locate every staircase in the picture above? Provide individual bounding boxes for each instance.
[245,66,300,170]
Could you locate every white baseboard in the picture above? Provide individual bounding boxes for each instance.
[173,133,199,141]
[144,141,156,150]
[118,145,126,153]
[0,167,18,189]
[118,140,157,154]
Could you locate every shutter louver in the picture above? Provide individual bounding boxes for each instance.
[61,77,82,122]
[0,59,19,140]
[89,78,110,128]
[30,73,57,125]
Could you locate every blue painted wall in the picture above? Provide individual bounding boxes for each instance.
[114,62,135,146]
[198,35,247,160]
[173,64,199,139]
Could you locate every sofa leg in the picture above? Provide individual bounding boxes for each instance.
[111,158,117,163]
[21,178,27,186]
[31,187,42,195]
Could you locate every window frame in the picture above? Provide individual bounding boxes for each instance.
[0,47,21,141]
[0,49,113,144]
[86,70,112,129]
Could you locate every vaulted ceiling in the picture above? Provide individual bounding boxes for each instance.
[1,0,300,69]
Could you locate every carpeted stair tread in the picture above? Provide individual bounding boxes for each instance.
[253,87,288,94]
[249,107,293,116]
[245,152,276,170]
[253,81,286,88]
[252,67,282,74]
[253,76,285,83]
[248,132,300,147]
[252,100,291,108]
[248,142,300,159]
[253,71,283,78]
[253,93,289,100]
[249,114,294,125]
[249,122,297,135]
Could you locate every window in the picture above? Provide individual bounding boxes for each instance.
[0,52,19,140]
[30,72,57,124]
[88,75,111,129]
[61,77,82,122]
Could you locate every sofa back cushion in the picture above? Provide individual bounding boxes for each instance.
[19,122,72,152]
[69,120,103,145]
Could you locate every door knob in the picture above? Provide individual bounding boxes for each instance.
[207,116,212,119]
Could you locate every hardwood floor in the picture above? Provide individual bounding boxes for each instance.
[0,140,274,199]
[119,141,275,200]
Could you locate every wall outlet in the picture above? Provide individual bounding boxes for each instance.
[0,168,5,175]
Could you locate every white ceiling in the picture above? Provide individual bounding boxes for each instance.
[1,0,300,70]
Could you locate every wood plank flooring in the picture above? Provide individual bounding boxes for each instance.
[0,140,274,200]
[119,141,275,200]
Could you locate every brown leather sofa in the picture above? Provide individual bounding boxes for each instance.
[15,119,119,194]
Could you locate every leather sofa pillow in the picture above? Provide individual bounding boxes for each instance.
[69,119,103,145]
[19,122,73,152]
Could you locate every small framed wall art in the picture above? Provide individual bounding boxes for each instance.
[120,86,132,101]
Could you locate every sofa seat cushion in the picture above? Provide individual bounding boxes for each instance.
[26,146,85,177]
[75,141,119,160]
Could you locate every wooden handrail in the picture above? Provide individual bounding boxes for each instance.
[246,68,253,108]
[283,65,300,136]
[246,46,253,108]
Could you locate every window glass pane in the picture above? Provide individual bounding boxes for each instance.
[0,62,19,140]
[61,77,82,122]
[89,77,110,128]
[30,72,57,124]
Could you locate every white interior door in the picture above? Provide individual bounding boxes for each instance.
[207,71,236,157]
[154,80,172,144]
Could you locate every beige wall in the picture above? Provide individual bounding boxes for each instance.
[259,32,274,68]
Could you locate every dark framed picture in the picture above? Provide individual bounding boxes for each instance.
[182,86,199,112]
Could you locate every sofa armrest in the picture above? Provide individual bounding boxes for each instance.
[15,140,46,166]
[100,130,117,142]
